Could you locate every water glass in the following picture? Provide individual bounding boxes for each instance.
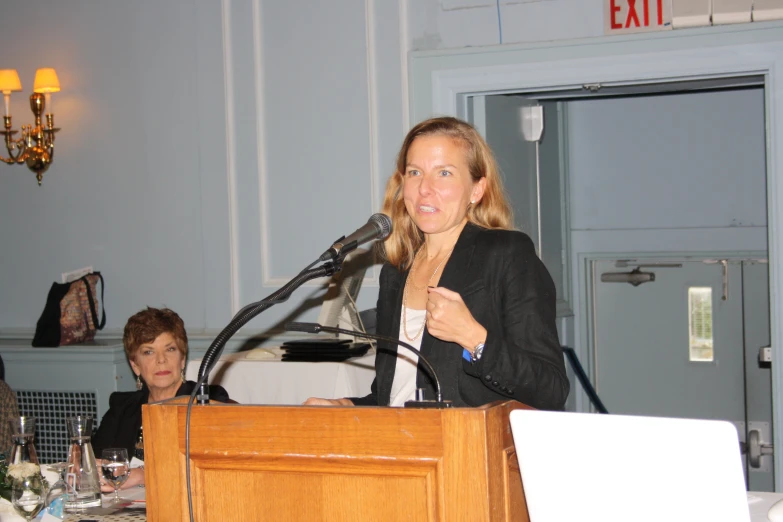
[44,462,70,507]
[100,448,130,503]
[11,473,45,521]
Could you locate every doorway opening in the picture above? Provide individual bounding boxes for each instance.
[470,78,771,489]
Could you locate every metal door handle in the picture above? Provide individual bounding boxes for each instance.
[748,429,774,468]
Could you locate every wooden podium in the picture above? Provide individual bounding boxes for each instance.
[142,400,531,521]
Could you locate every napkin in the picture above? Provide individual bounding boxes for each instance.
[244,348,277,360]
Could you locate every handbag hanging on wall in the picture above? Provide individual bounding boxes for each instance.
[32,272,107,347]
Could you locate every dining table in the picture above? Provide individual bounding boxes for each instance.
[46,488,783,521]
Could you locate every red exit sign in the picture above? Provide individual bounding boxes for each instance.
[605,0,672,35]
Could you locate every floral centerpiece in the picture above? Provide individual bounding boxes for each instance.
[7,463,43,482]
[0,462,48,502]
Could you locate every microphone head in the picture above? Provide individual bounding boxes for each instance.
[369,213,392,240]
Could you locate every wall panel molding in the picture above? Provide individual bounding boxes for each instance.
[366,0,380,218]
[222,0,241,314]
[400,0,410,132]
[258,0,381,287]
[253,0,275,290]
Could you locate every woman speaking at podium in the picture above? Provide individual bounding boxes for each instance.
[305,117,569,410]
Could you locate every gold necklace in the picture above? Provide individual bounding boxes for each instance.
[402,248,453,342]
[406,248,429,290]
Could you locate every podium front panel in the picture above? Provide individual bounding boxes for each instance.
[142,400,530,522]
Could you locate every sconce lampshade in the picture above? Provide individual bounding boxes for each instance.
[33,68,60,93]
[0,69,22,94]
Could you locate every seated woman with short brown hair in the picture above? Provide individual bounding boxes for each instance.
[92,307,231,491]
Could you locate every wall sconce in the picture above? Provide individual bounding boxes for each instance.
[0,68,61,185]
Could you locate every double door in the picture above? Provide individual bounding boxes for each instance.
[592,257,773,490]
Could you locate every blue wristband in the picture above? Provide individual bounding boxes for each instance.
[462,349,472,362]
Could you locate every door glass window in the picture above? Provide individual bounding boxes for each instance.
[688,287,714,362]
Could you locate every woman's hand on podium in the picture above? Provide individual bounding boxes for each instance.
[303,397,355,406]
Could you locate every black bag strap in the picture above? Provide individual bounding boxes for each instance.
[81,271,106,330]
[95,271,106,329]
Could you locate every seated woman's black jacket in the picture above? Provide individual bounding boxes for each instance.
[92,380,230,458]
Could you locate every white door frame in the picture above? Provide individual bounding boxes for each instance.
[409,22,783,487]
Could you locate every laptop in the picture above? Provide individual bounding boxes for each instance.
[508,410,750,522]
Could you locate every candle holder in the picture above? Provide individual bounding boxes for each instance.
[0,68,61,186]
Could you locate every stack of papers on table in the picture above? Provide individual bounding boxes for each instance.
[281,339,371,362]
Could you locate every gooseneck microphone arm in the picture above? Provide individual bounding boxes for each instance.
[194,262,341,405]
[285,322,450,406]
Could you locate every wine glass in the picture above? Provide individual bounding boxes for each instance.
[11,473,45,521]
[44,462,70,507]
[100,448,130,503]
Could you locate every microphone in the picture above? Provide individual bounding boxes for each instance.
[286,322,452,408]
[319,213,392,261]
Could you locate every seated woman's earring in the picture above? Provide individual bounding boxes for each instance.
[136,374,142,391]
[181,369,186,382]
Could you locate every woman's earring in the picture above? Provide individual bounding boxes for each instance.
[136,374,142,391]
[181,369,186,383]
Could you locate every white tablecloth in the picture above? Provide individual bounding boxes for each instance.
[748,491,783,521]
[185,347,376,405]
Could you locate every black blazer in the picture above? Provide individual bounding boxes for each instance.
[351,222,569,409]
[92,380,230,458]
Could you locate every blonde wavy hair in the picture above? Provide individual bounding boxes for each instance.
[378,116,513,270]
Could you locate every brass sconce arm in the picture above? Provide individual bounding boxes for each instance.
[0,117,27,164]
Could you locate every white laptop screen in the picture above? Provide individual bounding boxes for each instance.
[509,410,750,522]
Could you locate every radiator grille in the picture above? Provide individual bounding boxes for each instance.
[15,390,99,464]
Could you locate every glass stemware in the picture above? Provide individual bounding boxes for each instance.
[100,448,130,503]
[11,473,45,522]
[44,462,70,507]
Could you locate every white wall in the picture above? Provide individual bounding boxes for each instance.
[0,0,773,350]
[0,0,232,334]
[221,0,407,332]
[407,0,605,50]
[568,88,767,233]
[0,0,407,340]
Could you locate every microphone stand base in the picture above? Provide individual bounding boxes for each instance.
[403,400,453,409]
